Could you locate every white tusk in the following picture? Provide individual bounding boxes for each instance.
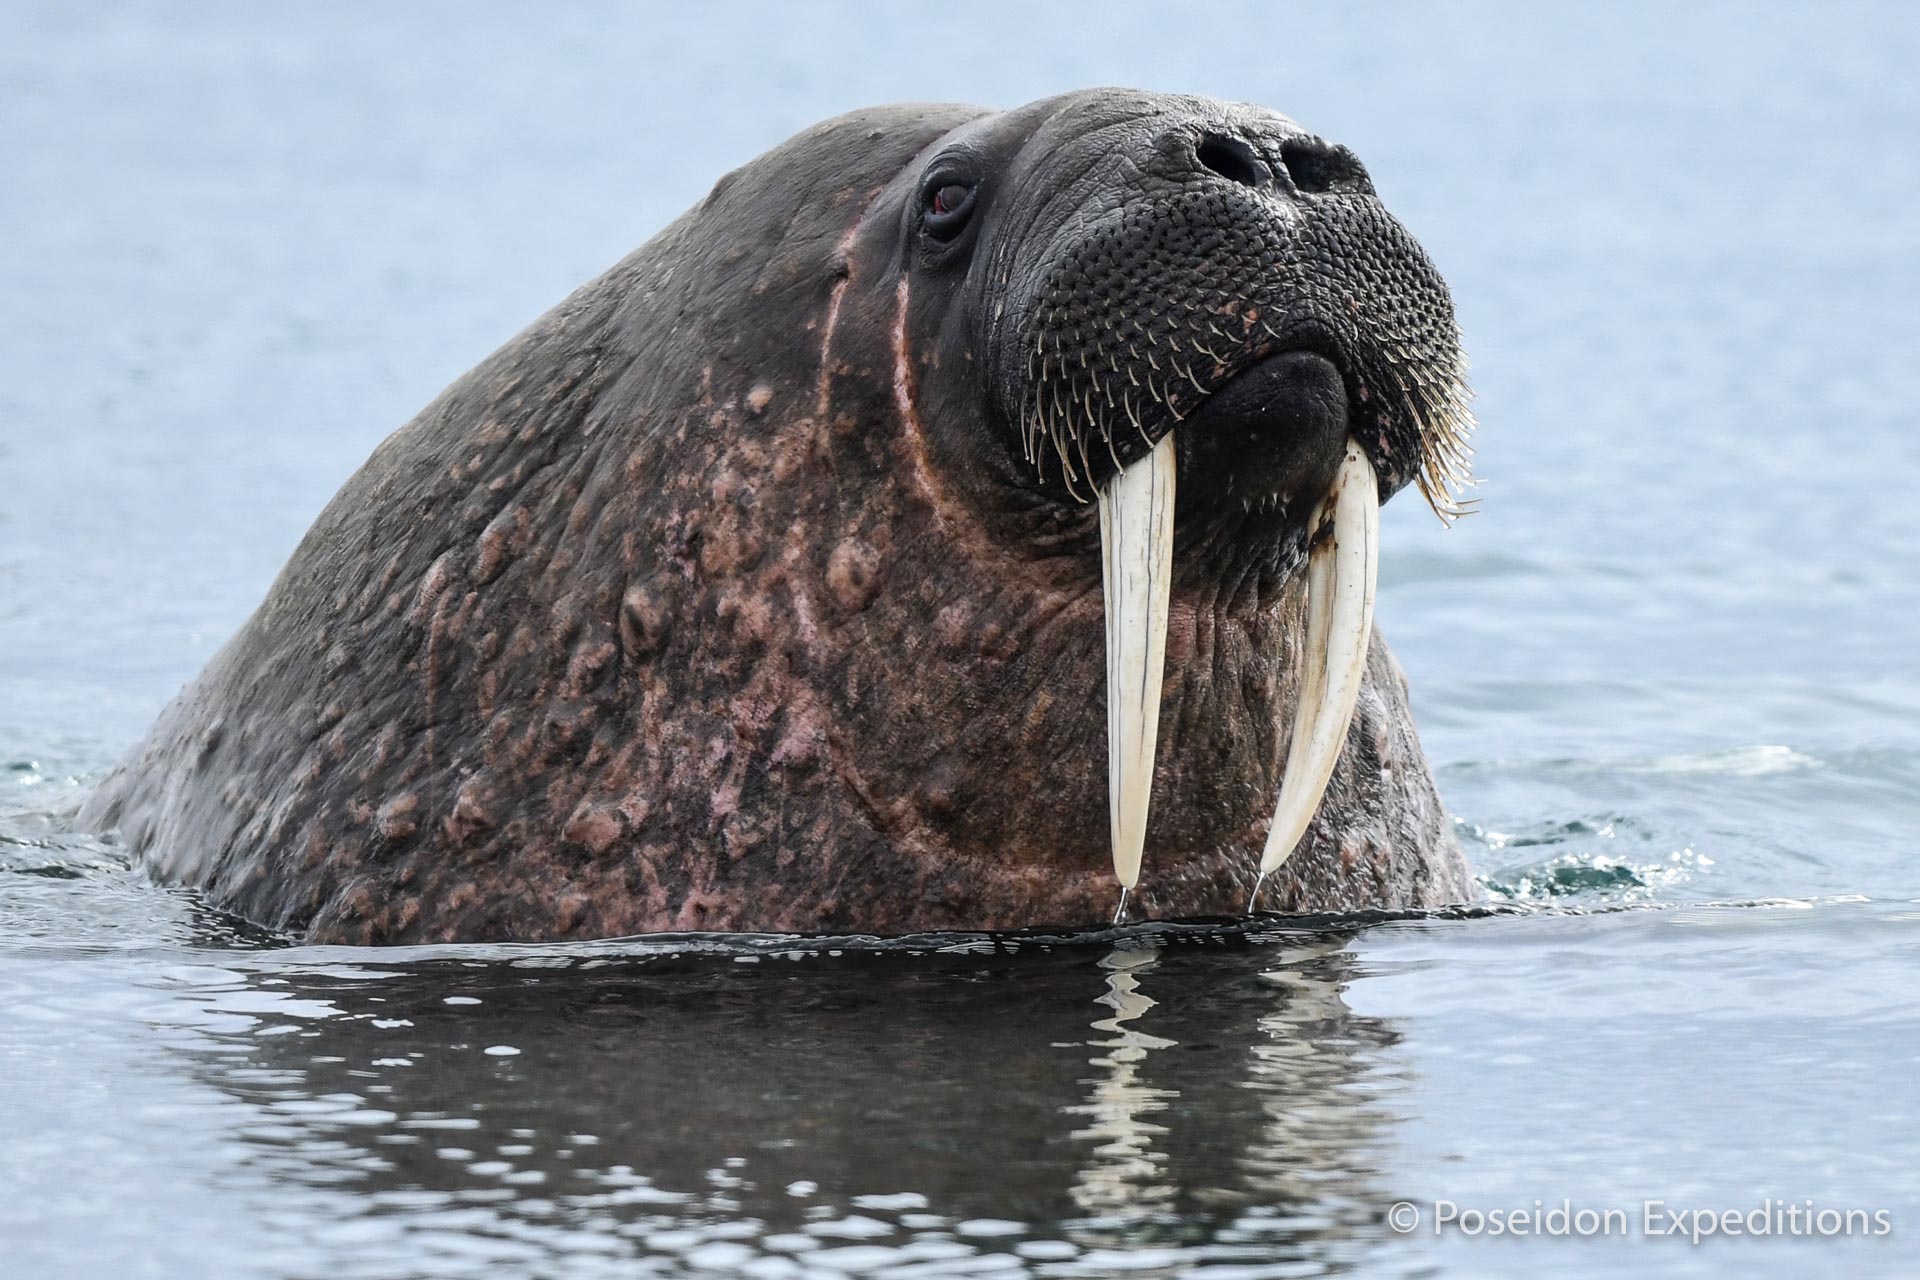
[1098,432,1177,907]
[1252,440,1379,903]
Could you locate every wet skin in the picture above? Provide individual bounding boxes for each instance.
[81,90,1478,942]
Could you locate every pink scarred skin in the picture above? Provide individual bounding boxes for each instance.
[80,92,1479,942]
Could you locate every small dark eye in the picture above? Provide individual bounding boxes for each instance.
[923,178,977,239]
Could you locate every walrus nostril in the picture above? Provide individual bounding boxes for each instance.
[1278,137,1367,194]
[1196,133,1267,188]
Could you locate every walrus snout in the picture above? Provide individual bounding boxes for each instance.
[990,102,1471,523]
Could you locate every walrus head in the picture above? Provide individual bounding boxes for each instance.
[875,90,1473,910]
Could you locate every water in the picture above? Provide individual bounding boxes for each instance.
[4,2,1919,1276]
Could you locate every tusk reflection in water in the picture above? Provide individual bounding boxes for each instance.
[1239,936,1386,1217]
[1066,946,1180,1223]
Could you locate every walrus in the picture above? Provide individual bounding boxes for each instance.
[80,89,1479,943]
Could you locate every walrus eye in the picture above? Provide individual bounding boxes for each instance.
[923,178,978,240]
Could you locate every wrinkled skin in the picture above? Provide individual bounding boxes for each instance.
[80,90,1479,943]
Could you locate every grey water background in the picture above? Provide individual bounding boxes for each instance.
[3,2,1918,1276]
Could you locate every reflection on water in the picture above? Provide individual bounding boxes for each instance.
[10,853,1918,1278]
[82,923,1413,1277]
[1069,948,1178,1225]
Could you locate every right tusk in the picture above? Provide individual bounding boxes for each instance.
[1098,432,1177,917]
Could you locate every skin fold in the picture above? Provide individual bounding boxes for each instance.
[80,90,1479,943]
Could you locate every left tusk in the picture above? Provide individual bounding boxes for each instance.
[1251,440,1379,908]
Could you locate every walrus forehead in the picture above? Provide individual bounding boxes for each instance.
[911,90,1312,251]
[983,93,1309,215]
[1003,87,1309,157]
